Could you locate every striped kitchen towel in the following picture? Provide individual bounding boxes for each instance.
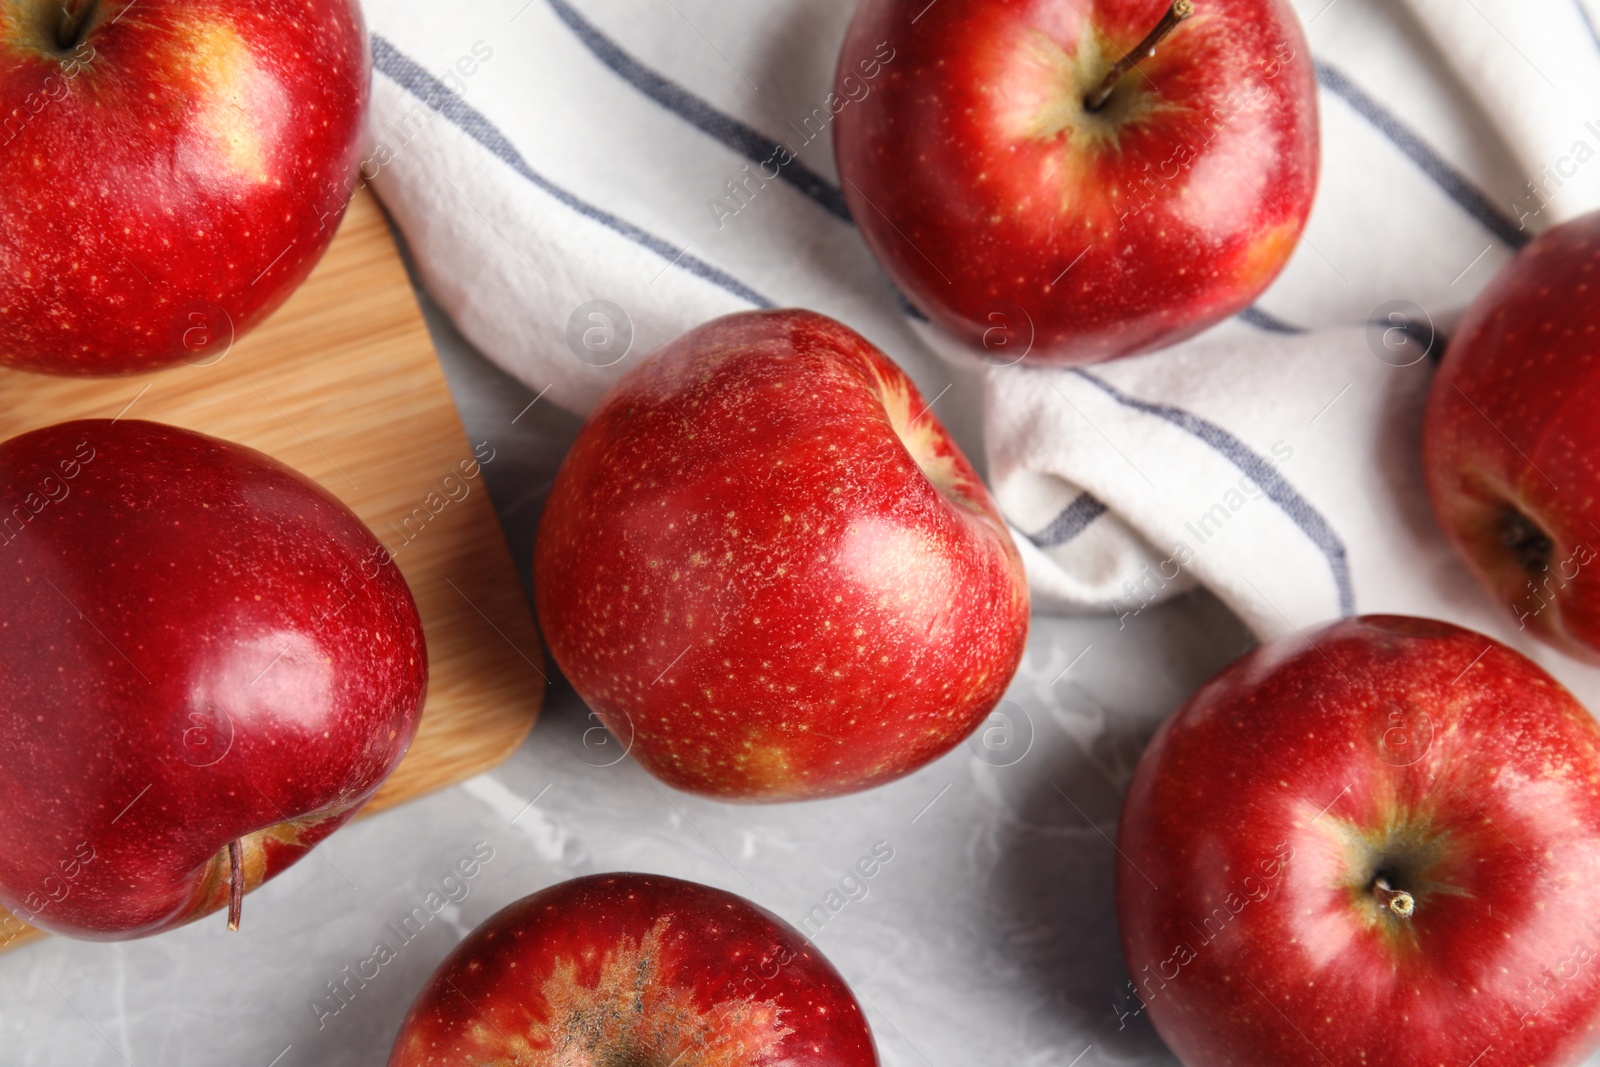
[362,0,1600,705]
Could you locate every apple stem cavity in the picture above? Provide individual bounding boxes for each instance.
[1084,0,1195,112]
[1371,876,1415,919]
[52,0,99,51]
[227,839,244,932]
[1501,507,1554,575]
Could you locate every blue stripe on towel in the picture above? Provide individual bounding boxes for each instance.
[1316,62,1528,249]
[1030,492,1109,548]
[1069,369,1356,616]
[1578,0,1600,57]
[543,0,852,223]
[1237,306,1307,334]
[540,0,962,321]
[371,35,776,310]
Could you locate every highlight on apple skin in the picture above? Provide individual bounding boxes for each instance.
[388,872,880,1067]
[833,0,1319,365]
[0,0,370,375]
[0,419,427,939]
[1117,614,1600,1067]
[534,308,1030,802]
[1423,209,1600,662]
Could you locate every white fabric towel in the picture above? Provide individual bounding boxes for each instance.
[362,0,1600,706]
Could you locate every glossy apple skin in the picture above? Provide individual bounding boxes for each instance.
[1117,615,1600,1067]
[0,0,368,375]
[0,419,426,939]
[390,872,878,1067]
[1424,211,1600,662]
[834,0,1318,364]
[535,309,1029,801]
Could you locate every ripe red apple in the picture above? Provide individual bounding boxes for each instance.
[834,0,1318,364]
[0,419,426,939]
[534,309,1029,801]
[1117,615,1600,1067]
[0,0,368,375]
[1423,210,1600,662]
[389,872,879,1066]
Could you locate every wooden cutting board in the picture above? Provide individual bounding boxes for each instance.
[0,189,547,950]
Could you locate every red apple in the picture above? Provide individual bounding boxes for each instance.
[1117,615,1600,1067]
[389,872,879,1067]
[534,309,1029,801]
[1423,210,1600,661]
[833,0,1318,364]
[0,419,426,939]
[0,0,368,375]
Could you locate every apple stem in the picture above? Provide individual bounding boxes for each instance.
[227,839,244,932]
[1084,0,1195,112]
[1372,877,1415,919]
